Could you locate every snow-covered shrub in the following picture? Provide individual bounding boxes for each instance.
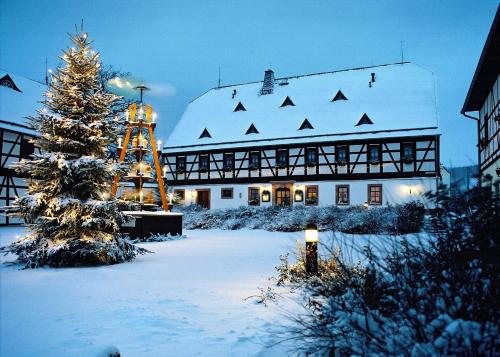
[272,183,499,356]
[177,201,424,234]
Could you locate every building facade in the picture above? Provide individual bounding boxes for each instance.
[462,5,500,180]
[0,71,45,225]
[163,63,442,209]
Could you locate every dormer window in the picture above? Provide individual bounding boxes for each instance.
[332,90,347,101]
[298,118,314,130]
[356,113,374,126]
[245,123,259,135]
[0,74,22,92]
[280,96,295,107]
[199,128,212,139]
[234,102,246,112]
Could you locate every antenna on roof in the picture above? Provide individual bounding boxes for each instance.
[218,65,221,88]
[45,57,48,85]
[400,41,404,64]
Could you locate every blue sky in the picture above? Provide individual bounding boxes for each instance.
[1,0,497,166]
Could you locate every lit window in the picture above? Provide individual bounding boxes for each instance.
[336,185,349,205]
[368,184,382,205]
[305,185,318,206]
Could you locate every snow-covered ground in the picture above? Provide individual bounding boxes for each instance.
[0,227,305,357]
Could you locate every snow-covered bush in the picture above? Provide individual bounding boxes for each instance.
[177,201,425,234]
[272,183,499,356]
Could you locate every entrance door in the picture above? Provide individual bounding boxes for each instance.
[275,187,291,207]
[196,189,210,209]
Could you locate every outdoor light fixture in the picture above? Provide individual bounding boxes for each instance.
[294,189,304,202]
[305,223,318,274]
[496,167,500,177]
[364,202,369,209]
[262,190,271,202]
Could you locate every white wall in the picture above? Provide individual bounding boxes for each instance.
[171,177,438,209]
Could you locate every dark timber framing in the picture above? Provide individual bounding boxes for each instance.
[0,126,39,225]
[163,134,440,186]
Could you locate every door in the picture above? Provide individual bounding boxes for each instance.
[275,187,291,207]
[196,189,210,209]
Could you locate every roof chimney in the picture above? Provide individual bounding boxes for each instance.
[260,69,274,95]
[371,72,376,82]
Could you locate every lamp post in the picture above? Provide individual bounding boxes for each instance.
[305,223,319,275]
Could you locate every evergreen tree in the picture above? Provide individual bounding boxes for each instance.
[2,32,144,267]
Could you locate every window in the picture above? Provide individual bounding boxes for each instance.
[20,138,35,158]
[305,147,318,166]
[336,185,349,205]
[276,149,288,168]
[276,187,291,206]
[176,156,186,173]
[368,145,381,164]
[298,118,314,130]
[368,184,382,205]
[305,185,318,206]
[174,189,185,201]
[221,188,234,199]
[234,102,246,112]
[246,123,259,135]
[199,128,212,139]
[223,153,235,171]
[199,155,209,172]
[248,187,260,206]
[356,113,374,126]
[249,151,260,170]
[402,143,415,163]
[280,96,295,107]
[336,145,348,164]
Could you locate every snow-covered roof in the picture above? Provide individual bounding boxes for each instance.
[164,62,439,153]
[0,70,46,135]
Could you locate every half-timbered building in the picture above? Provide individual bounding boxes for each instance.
[462,5,500,181]
[0,71,45,225]
[162,62,443,209]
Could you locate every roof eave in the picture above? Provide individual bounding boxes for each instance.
[462,5,500,114]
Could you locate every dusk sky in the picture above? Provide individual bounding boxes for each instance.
[1,0,498,166]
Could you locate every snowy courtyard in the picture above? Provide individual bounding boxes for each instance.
[1,227,303,356]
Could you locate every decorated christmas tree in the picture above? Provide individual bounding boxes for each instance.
[2,32,144,267]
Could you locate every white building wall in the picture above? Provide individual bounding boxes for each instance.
[172,177,438,209]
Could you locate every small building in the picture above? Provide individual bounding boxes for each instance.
[462,5,500,181]
[163,62,444,209]
[0,71,45,225]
